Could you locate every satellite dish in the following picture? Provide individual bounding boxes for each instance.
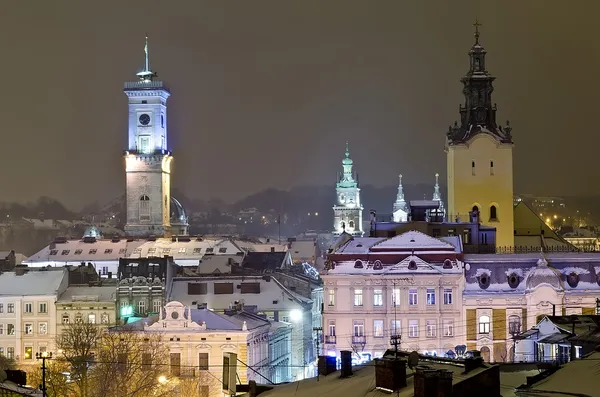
[408,351,419,369]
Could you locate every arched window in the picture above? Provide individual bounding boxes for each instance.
[140,195,151,221]
[479,315,490,334]
[472,205,479,213]
[480,346,491,362]
[508,315,521,335]
[348,220,355,229]
[490,205,498,221]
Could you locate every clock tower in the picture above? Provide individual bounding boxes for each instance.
[124,37,172,237]
[446,22,514,248]
[332,142,363,237]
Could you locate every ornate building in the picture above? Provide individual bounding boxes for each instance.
[333,143,363,237]
[123,37,188,237]
[446,22,514,248]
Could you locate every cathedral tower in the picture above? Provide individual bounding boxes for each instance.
[124,37,172,237]
[333,143,363,236]
[392,174,408,222]
[446,22,514,247]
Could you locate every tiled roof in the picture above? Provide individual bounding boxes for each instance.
[371,230,456,251]
[0,269,67,296]
[58,285,117,303]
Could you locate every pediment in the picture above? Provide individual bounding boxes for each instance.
[372,230,455,251]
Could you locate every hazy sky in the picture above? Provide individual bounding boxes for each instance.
[1,1,598,209]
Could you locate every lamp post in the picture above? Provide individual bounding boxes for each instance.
[36,351,52,397]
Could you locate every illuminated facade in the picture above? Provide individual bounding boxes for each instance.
[123,37,186,237]
[446,23,515,248]
[333,143,363,237]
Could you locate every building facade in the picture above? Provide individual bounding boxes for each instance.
[322,230,465,360]
[445,23,515,248]
[463,253,600,362]
[333,143,363,237]
[56,285,117,331]
[0,268,68,364]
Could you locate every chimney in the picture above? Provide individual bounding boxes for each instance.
[375,357,407,391]
[340,350,352,378]
[414,367,453,397]
[14,265,29,276]
[464,357,484,373]
[318,356,337,376]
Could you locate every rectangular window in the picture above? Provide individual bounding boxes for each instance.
[153,300,162,314]
[0,303,3,313]
[101,313,109,324]
[443,320,454,336]
[206,248,214,254]
[409,289,418,306]
[138,301,146,314]
[104,249,113,254]
[328,289,335,306]
[0,324,3,335]
[7,304,13,313]
[426,289,436,305]
[479,316,490,334]
[463,229,471,245]
[142,353,152,369]
[0,348,3,356]
[373,289,383,307]
[240,283,261,294]
[409,320,418,337]
[214,283,234,294]
[147,248,156,255]
[218,247,227,253]
[170,353,181,376]
[49,250,58,256]
[89,249,97,255]
[118,248,126,255]
[162,248,171,255]
[39,322,47,335]
[179,247,187,253]
[391,288,400,306]
[188,283,208,295]
[7,347,14,359]
[199,353,209,370]
[39,303,47,313]
[7,324,14,335]
[373,320,384,338]
[426,320,436,337]
[25,323,33,335]
[490,160,494,175]
[24,303,32,313]
[88,314,96,324]
[353,320,365,337]
[62,314,69,324]
[24,346,33,360]
[61,250,70,255]
[193,248,202,254]
[328,320,336,336]
[200,386,209,397]
[74,249,83,255]
[391,320,401,336]
[443,289,453,305]
[472,160,476,176]
[354,289,363,307]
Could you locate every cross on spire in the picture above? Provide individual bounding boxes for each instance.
[473,19,482,45]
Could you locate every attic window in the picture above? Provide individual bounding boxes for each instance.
[354,260,364,269]
[567,272,579,288]
[133,248,141,254]
[193,248,202,254]
[147,248,156,255]
[240,283,260,294]
[409,239,415,243]
[104,249,113,254]
[89,249,97,255]
[219,248,227,253]
[356,244,363,248]
[118,248,126,255]
[206,248,214,254]
[61,250,70,255]
[49,250,58,256]
[373,260,383,270]
[408,260,417,270]
[478,274,491,289]
[74,249,83,255]
[178,247,186,253]
[508,273,519,289]
[443,259,453,269]
[162,249,171,255]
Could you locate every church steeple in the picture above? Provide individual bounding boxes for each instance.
[136,35,157,82]
[338,141,357,188]
[432,173,445,216]
[447,20,513,145]
[333,142,363,236]
[393,174,407,213]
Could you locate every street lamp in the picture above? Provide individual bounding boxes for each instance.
[36,351,53,397]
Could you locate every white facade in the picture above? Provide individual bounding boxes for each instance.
[0,269,68,364]
[333,143,363,237]
[56,286,117,331]
[323,231,465,360]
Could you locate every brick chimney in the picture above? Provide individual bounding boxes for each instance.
[375,357,407,391]
[414,367,453,397]
[14,264,29,276]
[340,350,352,378]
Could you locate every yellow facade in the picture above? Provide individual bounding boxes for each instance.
[447,134,514,248]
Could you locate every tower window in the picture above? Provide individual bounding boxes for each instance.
[471,160,476,176]
[348,220,355,229]
[490,205,498,221]
[140,195,151,222]
[142,100,147,104]
[161,114,165,128]
[490,160,494,175]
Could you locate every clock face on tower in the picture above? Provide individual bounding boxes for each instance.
[139,113,151,126]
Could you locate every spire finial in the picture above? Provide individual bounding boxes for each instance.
[473,19,482,45]
[345,141,349,158]
[435,173,440,184]
[399,174,402,183]
[136,34,155,82]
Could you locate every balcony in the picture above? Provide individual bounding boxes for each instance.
[352,336,366,344]
[325,335,336,344]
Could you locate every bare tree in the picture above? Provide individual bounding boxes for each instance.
[88,330,176,397]
[55,321,103,397]
[21,361,73,397]
[177,371,222,397]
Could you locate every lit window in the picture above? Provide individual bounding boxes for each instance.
[353,320,364,337]
[24,347,32,360]
[328,289,335,306]
[25,323,33,335]
[88,314,96,324]
[39,323,47,335]
[391,289,400,306]
[178,247,186,253]
[409,289,418,306]
[162,248,171,255]
[426,320,436,337]
[354,289,363,307]
[328,320,336,336]
[426,289,436,305]
[133,248,142,254]
[479,315,490,334]
[373,320,384,338]
[444,320,454,336]
[7,347,14,359]
[148,248,156,255]
[443,289,453,305]
[373,289,383,307]
[101,313,109,324]
[391,320,401,336]
[409,320,418,337]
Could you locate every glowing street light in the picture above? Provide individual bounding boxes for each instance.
[158,375,168,385]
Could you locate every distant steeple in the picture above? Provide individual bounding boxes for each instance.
[393,174,408,213]
[432,173,446,216]
[338,141,356,188]
[136,35,157,82]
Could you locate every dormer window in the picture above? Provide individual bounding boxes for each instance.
[443,259,453,269]
[373,260,383,270]
[408,260,417,270]
[354,260,364,269]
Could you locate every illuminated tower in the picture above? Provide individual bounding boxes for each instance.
[392,174,408,222]
[446,22,514,247]
[432,173,446,218]
[333,142,363,236]
[124,37,172,237]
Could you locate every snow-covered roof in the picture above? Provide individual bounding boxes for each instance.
[168,276,311,312]
[371,230,456,251]
[288,240,317,262]
[0,269,67,296]
[334,238,386,254]
[57,285,116,303]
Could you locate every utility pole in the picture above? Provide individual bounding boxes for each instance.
[313,327,323,381]
[36,351,52,397]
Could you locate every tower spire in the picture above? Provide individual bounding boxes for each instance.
[345,141,350,158]
[136,34,156,82]
[393,174,407,214]
[473,19,481,45]
[432,173,446,218]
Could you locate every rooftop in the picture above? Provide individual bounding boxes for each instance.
[0,269,67,296]
[57,285,117,303]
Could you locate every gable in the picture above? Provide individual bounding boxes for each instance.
[514,202,574,248]
[372,230,455,251]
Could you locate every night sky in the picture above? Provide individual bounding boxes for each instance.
[1,1,598,209]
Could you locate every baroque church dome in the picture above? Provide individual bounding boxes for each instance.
[525,257,563,291]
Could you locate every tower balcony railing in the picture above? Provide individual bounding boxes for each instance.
[123,149,172,156]
[124,80,166,89]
